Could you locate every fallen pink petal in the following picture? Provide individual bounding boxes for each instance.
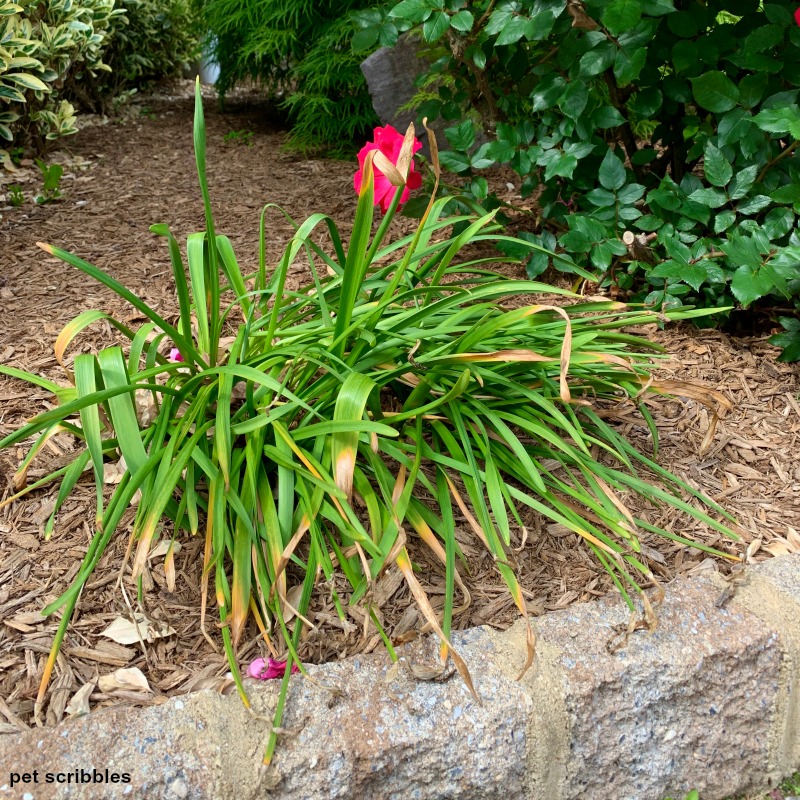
[246,657,299,680]
[169,347,184,362]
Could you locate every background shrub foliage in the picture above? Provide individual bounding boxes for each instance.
[0,0,120,164]
[196,0,381,151]
[65,0,200,113]
[0,0,198,163]
[354,0,800,360]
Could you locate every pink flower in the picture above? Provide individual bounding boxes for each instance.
[795,7,800,26]
[354,124,423,214]
[246,657,299,680]
[169,347,184,362]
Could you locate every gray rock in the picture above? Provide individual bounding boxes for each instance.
[360,35,427,136]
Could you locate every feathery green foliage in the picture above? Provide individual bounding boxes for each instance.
[197,0,380,151]
[1,82,738,757]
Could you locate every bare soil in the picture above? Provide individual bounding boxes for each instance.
[1,81,798,734]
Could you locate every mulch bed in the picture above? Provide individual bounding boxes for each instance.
[1,81,798,734]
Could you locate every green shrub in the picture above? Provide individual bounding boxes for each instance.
[197,0,380,151]
[0,0,121,163]
[354,0,800,359]
[65,0,201,113]
[1,82,739,751]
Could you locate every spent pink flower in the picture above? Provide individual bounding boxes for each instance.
[168,347,184,362]
[246,657,299,680]
[354,124,423,214]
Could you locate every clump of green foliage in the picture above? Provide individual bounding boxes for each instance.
[224,128,254,146]
[6,183,24,206]
[34,157,63,203]
[354,0,800,359]
[1,82,739,760]
[65,0,201,113]
[196,0,381,151]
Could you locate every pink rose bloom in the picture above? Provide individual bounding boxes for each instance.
[169,347,184,362]
[795,7,800,26]
[354,124,423,214]
[246,657,299,680]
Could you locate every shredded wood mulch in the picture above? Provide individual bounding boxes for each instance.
[0,81,798,734]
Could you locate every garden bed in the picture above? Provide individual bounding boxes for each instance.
[0,81,798,734]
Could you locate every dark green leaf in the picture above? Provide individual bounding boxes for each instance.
[737,195,772,215]
[579,43,616,77]
[629,87,662,118]
[720,234,764,269]
[586,188,616,207]
[559,82,589,121]
[745,25,784,53]
[771,184,800,204]
[634,214,664,231]
[703,142,733,188]
[563,141,595,159]
[438,150,472,173]
[602,0,642,35]
[485,139,516,163]
[614,46,647,85]
[525,10,556,40]
[731,265,774,307]
[773,332,800,362]
[531,73,566,112]
[667,10,699,38]
[691,71,740,113]
[687,188,728,208]
[728,165,758,201]
[389,0,433,23]
[714,210,736,233]
[449,9,473,32]
[495,14,528,46]
[352,27,379,51]
[617,183,645,205]
[663,236,692,262]
[672,40,697,74]
[763,207,794,239]
[445,120,475,152]
[485,8,511,35]
[764,4,792,25]
[470,46,487,70]
[543,152,578,181]
[592,105,625,129]
[598,148,626,191]
[423,10,450,40]
[752,105,800,138]
[738,73,769,109]
[717,109,752,145]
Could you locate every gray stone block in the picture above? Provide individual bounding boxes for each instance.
[726,553,800,783]
[530,576,782,800]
